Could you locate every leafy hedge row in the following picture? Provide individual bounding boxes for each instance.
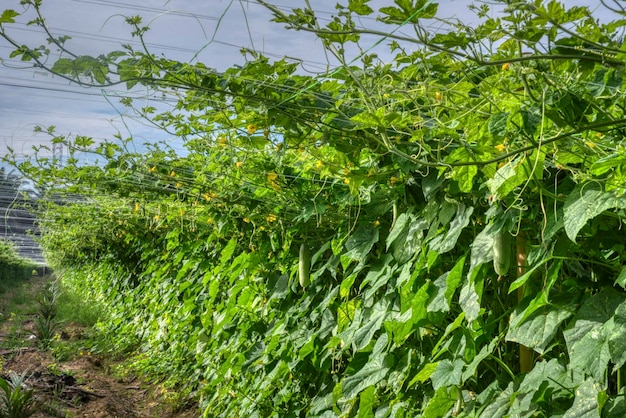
[0,240,35,283]
[6,0,626,417]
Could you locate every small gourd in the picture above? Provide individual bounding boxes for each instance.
[493,230,511,276]
[298,244,311,288]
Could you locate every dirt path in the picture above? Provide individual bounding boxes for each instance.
[0,274,199,417]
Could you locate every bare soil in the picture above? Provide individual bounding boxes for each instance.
[0,275,200,418]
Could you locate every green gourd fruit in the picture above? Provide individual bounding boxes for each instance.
[493,230,511,276]
[299,244,311,288]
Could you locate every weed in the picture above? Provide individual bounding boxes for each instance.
[0,371,37,418]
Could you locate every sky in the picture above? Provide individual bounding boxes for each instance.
[0,0,616,163]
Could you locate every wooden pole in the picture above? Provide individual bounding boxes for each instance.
[517,232,533,373]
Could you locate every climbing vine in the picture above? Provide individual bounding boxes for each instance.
[3,0,626,416]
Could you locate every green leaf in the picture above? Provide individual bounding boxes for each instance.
[427,256,465,313]
[488,112,509,138]
[563,379,602,418]
[452,165,477,193]
[469,222,499,273]
[615,267,626,289]
[343,226,379,261]
[564,288,623,381]
[563,184,626,242]
[387,212,427,264]
[462,337,497,382]
[407,362,439,387]
[423,387,456,418]
[506,292,576,354]
[521,106,542,135]
[429,204,474,253]
[430,359,463,390]
[219,238,237,266]
[608,301,626,368]
[357,386,376,418]
[478,382,516,418]
[519,358,582,394]
[386,212,411,250]
[352,298,388,350]
[348,0,374,16]
[0,9,18,23]
[590,153,626,176]
[459,277,480,323]
[341,352,394,400]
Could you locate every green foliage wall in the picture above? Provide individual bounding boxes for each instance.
[4,0,626,416]
[0,240,35,282]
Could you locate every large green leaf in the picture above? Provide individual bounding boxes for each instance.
[563,379,603,418]
[427,256,465,313]
[423,387,456,418]
[341,352,395,400]
[429,204,474,253]
[488,112,509,138]
[563,184,626,242]
[343,226,379,263]
[459,280,480,323]
[430,359,463,390]
[564,288,623,381]
[608,301,626,368]
[506,294,575,354]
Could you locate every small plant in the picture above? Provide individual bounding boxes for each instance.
[33,281,62,349]
[0,371,37,418]
[32,316,59,349]
[37,282,60,320]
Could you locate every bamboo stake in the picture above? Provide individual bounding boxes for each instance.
[517,232,533,373]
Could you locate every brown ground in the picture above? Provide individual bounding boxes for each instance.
[0,275,200,418]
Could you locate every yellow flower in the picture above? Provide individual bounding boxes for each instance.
[235,161,244,168]
[243,217,250,223]
[154,215,160,221]
[149,166,156,172]
[501,62,510,71]
[585,141,596,148]
[176,182,182,188]
[247,124,258,134]
[267,172,280,191]
[373,220,380,227]
[170,170,176,177]
[266,214,277,223]
[344,177,350,185]
[435,91,442,102]
[218,136,227,147]
[134,202,139,212]
[316,160,323,169]
[495,143,506,152]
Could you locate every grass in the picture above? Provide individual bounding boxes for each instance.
[55,287,104,328]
